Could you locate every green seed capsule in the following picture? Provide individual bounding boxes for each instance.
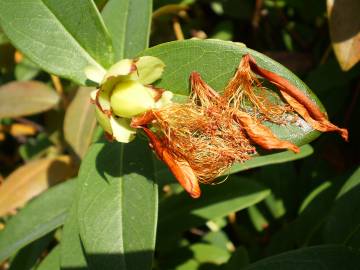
[110,80,155,118]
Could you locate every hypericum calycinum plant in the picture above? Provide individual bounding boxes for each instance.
[89,53,348,198]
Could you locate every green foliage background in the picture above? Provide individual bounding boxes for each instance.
[0,0,359,269]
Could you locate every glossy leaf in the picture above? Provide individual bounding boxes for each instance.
[142,39,323,146]
[327,0,360,71]
[141,40,323,170]
[0,81,59,118]
[0,180,76,263]
[158,176,270,240]
[36,246,60,270]
[245,245,360,270]
[0,156,75,217]
[60,202,87,269]
[77,139,157,270]
[102,0,152,60]
[0,0,113,84]
[64,87,97,159]
[229,144,313,174]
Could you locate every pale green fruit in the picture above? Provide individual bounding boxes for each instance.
[110,80,155,118]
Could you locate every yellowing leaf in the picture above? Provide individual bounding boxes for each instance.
[0,81,59,118]
[64,87,96,159]
[327,0,360,71]
[0,156,76,217]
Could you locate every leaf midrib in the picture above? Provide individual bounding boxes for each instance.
[39,0,104,70]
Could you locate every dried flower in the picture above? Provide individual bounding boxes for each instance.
[132,54,348,198]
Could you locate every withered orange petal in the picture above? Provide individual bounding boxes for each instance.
[234,110,300,153]
[245,54,348,141]
[280,91,348,141]
[130,110,156,128]
[142,127,201,198]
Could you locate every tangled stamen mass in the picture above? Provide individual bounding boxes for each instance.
[131,54,348,198]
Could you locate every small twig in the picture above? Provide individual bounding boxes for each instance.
[172,17,184,40]
[319,44,332,65]
[252,0,263,29]
[51,75,69,108]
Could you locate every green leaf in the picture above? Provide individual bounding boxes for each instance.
[141,39,323,146]
[64,87,97,159]
[0,180,76,263]
[9,233,53,270]
[19,133,53,161]
[15,57,41,81]
[0,0,113,85]
[36,246,60,270]
[60,202,87,269]
[158,176,270,242]
[189,243,230,265]
[203,230,233,252]
[77,138,157,270]
[225,246,249,270]
[337,166,360,198]
[229,145,313,174]
[102,0,152,60]
[244,245,360,270]
[0,81,59,118]
[323,168,360,248]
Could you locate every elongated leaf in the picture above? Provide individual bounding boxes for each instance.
[141,39,324,146]
[9,233,53,270]
[0,180,76,263]
[15,57,41,81]
[102,0,152,60]
[36,246,60,270]
[189,243,230,265]
[229,144,313,174]
[323,169,360,248]
[327,0,360,71]
[0,81,59,118]
[0,156,75,217]
[158,176,270,240]
[0,0,113,84]
[64,87,97,159]
[77,138,157,270]
[60,202,87,269]
[337,166,360,198]
[245,245,360,270]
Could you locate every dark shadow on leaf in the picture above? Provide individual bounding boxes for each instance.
[61,250,155,270]
[95,136,154,182]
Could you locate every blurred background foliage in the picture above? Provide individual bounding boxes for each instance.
[0,0,359,269]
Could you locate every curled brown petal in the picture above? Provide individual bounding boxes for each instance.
[142,127,201,198]
[233,110,300,153]
[246,54,348,141]
[280,91,349,141]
